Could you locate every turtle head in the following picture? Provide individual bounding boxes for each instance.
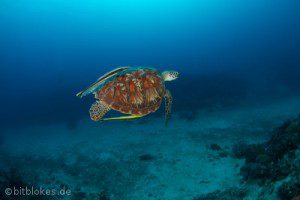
[162,70,179,81]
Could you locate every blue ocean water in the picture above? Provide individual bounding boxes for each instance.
[0,0,300,199]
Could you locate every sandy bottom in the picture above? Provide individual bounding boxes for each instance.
[1,96,300,200]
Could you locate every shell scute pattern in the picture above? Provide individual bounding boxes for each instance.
[96,69,165,115]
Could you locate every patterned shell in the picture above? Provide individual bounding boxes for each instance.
[95,68,166,115]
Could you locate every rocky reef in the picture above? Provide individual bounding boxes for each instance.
[193,187,248,200]
[232,114,300,199]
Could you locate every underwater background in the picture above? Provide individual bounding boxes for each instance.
[0,0,300,199]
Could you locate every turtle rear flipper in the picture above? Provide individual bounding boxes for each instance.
[89,101,110,121]
[164,89,172,126]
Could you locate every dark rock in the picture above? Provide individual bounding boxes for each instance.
[292,196,300,200]
[232,115,300,182]
[240,163,271,181]
[0,168,53,200]
[232,143,266,162]
[72,191,86,200]
[218,151,229,158]
[232,142,249,158]
[0,168,28,189]
[139,154,155,161]
[278,180,300,200]
[267,119,300,162]
[193,187,247,200]
[277,120,292,133]
[99,190,110,200]
[209,144,222,151]
[256,154,272,164]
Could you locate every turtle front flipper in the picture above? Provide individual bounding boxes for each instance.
[89,101,111,121]
[164,89,173,126]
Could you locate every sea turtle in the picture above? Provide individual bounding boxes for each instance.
[76,67,179,125]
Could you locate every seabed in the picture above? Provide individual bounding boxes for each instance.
[1,96,300,200]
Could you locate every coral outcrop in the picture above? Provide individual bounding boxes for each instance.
[193,187,247,200]
[232,115,300,199]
